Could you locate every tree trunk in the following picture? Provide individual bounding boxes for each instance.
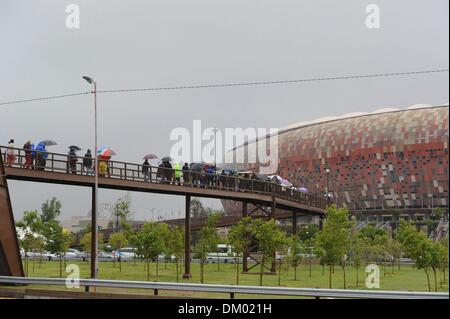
[147,260,150,281]
[355,265,359,287]
[24,250,28,277]
[217,252,220,272]
[294,262,297,281]
[432,267,438,292]
[176,259,179,283]
[200,259,204,284]
[309,256,312,277]
[259,255,265,286]
[59,256,62,278]
[425,269,431,292]
[322,264,325,276]
[236,254,240,286]
[119,259,122,272]
[32,255,35,274]
[278,261,281,286]
[156,258,159,276]
[329,265,332,289]
[342,264,346,289]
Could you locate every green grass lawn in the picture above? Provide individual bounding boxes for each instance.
[19,259,448,298]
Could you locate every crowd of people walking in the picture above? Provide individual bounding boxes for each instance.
[2,139,306,197]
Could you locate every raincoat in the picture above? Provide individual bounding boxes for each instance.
[173,162,182,179]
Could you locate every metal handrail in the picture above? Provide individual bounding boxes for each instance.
[0,276,447,299]
[0,146,328,209]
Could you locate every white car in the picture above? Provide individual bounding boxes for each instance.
[114,247,136,261]
[206,244,237,264]
[63,248,85,260]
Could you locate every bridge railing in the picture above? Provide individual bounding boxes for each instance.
[0,276,447,299]
[1,146,328,210]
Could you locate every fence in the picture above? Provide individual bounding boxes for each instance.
[0,276,447,299]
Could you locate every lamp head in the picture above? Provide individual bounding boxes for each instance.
[82,76,94,84]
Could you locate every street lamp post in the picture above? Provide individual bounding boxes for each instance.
[325,167,331,203]
[82,76,98,281]
[213,128,218,182]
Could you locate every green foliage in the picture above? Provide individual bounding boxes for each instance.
[297,224,318,242]
[253,219,289,286]
[112,195,132,230]
[80,232,104,254]
[228,216,253,258]
[109,232,128,251]
[314,205,352,288]
[41,197,62,223]
[194,213,220,283]
[228,216,253,285]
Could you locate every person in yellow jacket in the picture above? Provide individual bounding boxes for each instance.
[173,162,182,185]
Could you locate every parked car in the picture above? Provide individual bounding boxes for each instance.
[206,244,237,264]
[114,247,136,261]
[98,251,116,262]
[64,248,85,260]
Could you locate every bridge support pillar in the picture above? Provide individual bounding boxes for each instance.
[319,215,324,231]
[0,153,24,277]
[292,211,297,235]
[271,196,276,273]
[183,195,192,279]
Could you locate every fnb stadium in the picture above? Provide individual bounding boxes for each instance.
[222,104,449,231]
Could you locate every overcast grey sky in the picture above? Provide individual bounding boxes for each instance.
[1,0,448,222]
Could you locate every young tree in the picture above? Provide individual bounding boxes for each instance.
[253,219,288,286]
[314,205,352,288]
[289,235,303,281]
[109,232,128,271]
[397,221,437,292]
[386,238,403,273]
[16,210,44,276]
[111,195,133,232]
[438,236,449,286]
[155,222,170,276]
[194,213,220,283]
[41,197,62,223]
[167,226,184,282]
[44,221,72,277]
[135,222,165,281]
[227,217,253,285]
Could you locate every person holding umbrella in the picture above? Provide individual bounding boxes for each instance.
[67,147,79,174]
[83,150,93,175]
[5,139,16,166]
[182,163,190,185]
[34,142,48,170]
[142,159,150,182]
[23,140,33,169]
[173,162,182,185]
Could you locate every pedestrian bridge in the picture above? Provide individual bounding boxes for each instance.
[0,146,327,278]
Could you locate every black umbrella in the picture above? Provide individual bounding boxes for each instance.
[190,162,206,172]
[69,145,82,151]
[39,140,57,147]
[161,156,172,162]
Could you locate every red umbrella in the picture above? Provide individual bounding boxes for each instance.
[99,149,116,158]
